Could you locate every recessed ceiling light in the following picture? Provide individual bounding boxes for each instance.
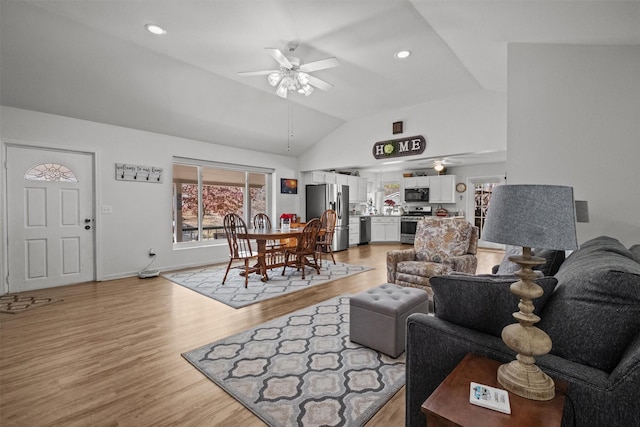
[145,24,166,35]
[395,50,411,59]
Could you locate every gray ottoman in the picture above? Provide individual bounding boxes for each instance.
[349,283,430,357]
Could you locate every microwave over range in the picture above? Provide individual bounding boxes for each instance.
[404,187,429,203]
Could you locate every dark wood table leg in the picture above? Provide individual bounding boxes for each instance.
[257,239,269,282]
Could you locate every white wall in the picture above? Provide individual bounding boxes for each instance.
[507,44,640,246]
[1,107,300,285]
[299,90,507,172]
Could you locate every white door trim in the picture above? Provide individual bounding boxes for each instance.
[2,139,102,294]
[466,175,505,250]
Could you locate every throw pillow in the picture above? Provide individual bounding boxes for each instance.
[534,248,565,276]
[430,274,558,338]
[496,247,565,276]
[539,236,640,373]
[496,245,522,274]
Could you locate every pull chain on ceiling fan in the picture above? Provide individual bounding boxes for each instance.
[239,45,340,98]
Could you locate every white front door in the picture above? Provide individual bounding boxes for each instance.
[6,146,95,292]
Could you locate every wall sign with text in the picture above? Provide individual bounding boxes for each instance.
[115,163,163,183]
[372,135,426,159]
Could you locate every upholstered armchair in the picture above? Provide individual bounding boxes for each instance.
[387,217,478,300]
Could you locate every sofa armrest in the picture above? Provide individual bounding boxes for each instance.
[386,248,416,283]
[405,313,513,427]
[447,253,478,274]
[610,331,640,386]
[406,313,640,427]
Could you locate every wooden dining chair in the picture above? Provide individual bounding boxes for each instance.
[222,213,260,288]
[253,212,271,230]
[253,212,288,266]
[282,218,322,279]
[316,209,337,266]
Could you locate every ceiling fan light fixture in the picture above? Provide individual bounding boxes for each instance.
[268,72,282,87]
[299,84,314,96]
[240,46,339,98]
[298,72,310,85]
[276,80,288,98]
[434,161,445,172]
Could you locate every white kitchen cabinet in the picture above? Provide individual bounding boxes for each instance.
[309,172,367,203]
[346,176,369,202]
[349,217,360,246]
[371,216,400,242]
[347,176,358,202]
[335,173,349,186]
[324,172,337,184]
[429,175,456,204]
[311,171,326,183]
[358,178,368,202]
[403,176,430,189]
[404,177,417,189]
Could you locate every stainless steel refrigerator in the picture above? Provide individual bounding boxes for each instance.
[305,184,349,251]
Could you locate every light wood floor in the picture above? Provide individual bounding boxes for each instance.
[0,244,503,427]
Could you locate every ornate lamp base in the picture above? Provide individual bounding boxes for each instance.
[498,248,555,401]
[498,358,555,401]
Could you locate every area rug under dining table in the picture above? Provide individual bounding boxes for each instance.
[163,262,372,308]
[182,296,405,427]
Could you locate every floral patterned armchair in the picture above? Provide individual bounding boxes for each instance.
[387,217,478,301]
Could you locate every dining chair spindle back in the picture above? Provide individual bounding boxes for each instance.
[316,209,338,266]
[282,218,322,279]
[222,213,259,288]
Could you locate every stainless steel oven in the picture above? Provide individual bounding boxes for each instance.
[400,206,432,244]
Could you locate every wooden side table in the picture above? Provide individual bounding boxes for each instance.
[421,353,567,427]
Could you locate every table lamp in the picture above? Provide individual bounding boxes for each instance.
[482,184,578,401]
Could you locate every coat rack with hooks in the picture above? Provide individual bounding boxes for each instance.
[115,163,163,183]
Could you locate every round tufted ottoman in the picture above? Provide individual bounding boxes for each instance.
[349,283,430,358]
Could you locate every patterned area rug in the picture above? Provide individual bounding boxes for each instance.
[0,294,62,314]
[182,296,405,427]
[164,262,372,308]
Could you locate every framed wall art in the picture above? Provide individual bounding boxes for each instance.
[280,178,298,194]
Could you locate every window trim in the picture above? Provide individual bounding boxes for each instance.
[172,157,274,248]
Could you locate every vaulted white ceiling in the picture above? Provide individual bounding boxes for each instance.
[1,1,639,161]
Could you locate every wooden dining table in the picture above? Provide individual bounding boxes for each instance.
[241,227,305,282]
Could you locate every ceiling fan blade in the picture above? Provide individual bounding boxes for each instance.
[266,48,293,69]
[238,70,279,76]
[299,57,340,73]
[307,75,333,91]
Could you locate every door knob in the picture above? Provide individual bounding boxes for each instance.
[84,218,92,223]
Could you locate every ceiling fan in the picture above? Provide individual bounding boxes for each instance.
[432,159,460,171]
[412,157,462,171]
[238,45,340,98]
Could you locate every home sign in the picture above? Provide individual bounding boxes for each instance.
[372,135,426,160]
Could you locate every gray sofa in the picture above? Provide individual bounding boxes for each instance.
[406,236,640,427]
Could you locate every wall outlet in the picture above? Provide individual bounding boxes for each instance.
[148,248,156,257]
